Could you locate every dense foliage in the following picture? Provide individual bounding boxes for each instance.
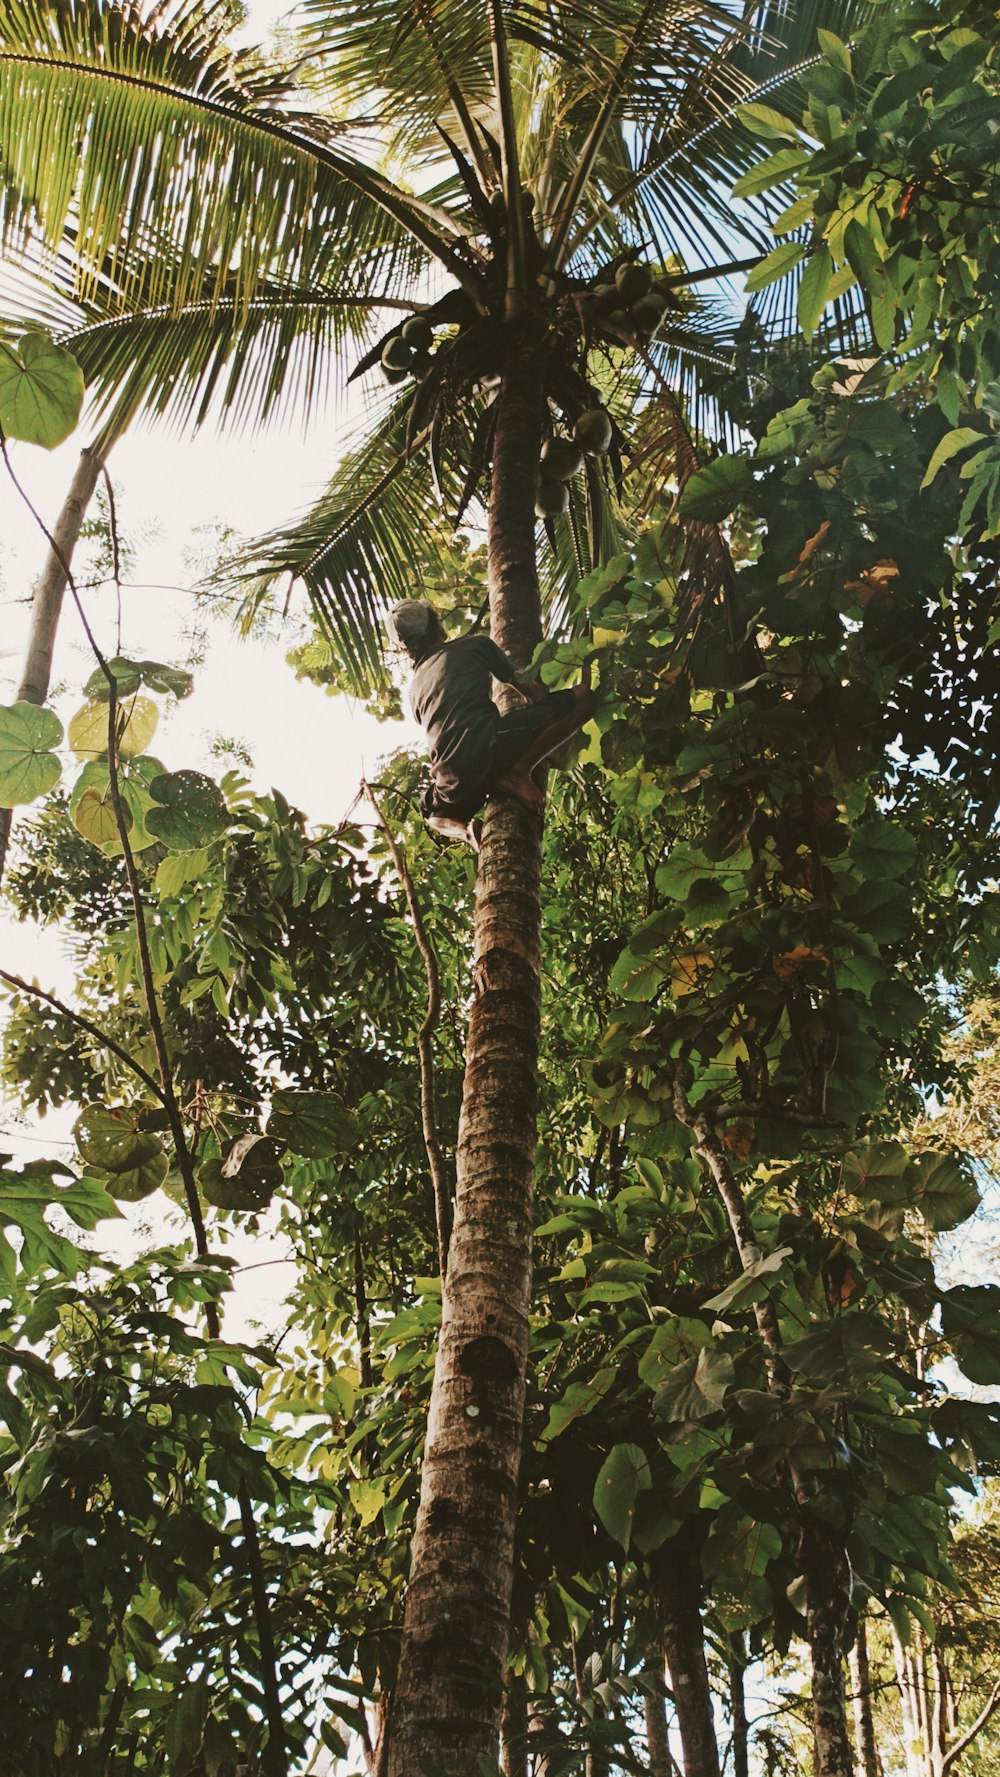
[4,1,1000,1774]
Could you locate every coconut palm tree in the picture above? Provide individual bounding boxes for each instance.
[0,0,880,1769]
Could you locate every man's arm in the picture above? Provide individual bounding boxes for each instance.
[511,674,548,704]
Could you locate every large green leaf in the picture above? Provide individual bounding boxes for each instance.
[67,695,159,761]
[267,1090,358,1159]
[909,1152,981,1233]
[199,1137,285,1213]
[145,771,228,850]
[637,1316,711,1389]
[653,1346,734,1421]
[83,657,194,702]
[0,331,83,446]
[74,1103,165,1176]
[677,454,752,523]
[783,1314,895,1390]
[941,1287,1000,1387]
[538,1367,618,1446]
[73,1101,169,1201]
[0,702,62,806]
[593,1442,651,1552]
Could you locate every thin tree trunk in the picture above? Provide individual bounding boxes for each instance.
[644,1661,678,1777]
[894,1634,925,1777]
[673,1081,854,1777]
[501,1669,528,1777]
[729,1640,750,1777]
[849,1617,881,1777]
[0,437,109,884]
[657,1540,721,1777]
[386,346,548,1777]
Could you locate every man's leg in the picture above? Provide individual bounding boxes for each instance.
[428,813,482,850]
[491,681,598,811]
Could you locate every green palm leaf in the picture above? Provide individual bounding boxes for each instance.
[0,243,417,436]
[227,396,476,690]
[0,0,478,315]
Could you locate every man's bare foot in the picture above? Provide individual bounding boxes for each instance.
[492,768,545,814]
[429,813,482,849]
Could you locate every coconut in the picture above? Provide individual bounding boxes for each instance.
[535,476,570,518]
[401,315,434,351]
[541,436,584,481]
[631,292,667,334]
[615,261,652,303]
[573,408,613,456]
[381,336,414,372]
[382,363,409,385]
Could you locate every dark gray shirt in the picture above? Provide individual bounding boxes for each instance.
[410,635,515,794]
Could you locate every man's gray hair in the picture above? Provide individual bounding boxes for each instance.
[389,599,439,651]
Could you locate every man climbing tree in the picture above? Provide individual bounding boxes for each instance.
[391,597,596,846]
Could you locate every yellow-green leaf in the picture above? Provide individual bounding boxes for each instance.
[0,702,62,806]
[68,695,159,761]
[0,333,84,448]
[920,427,983,490]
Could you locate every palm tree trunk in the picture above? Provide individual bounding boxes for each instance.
[386,345,547,1777]
[0,438,109,885]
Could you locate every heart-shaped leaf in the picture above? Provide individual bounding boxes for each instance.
[677,454,752,523]
[0,333,84,448]
[653,1346,735,1421]
[68,695,159,762]
[146,770,228,850]
[0,702,62,806]
[83,657,194,702]
[593,1442,652,1552]
[74,1105,168,1202]
[199,1137,284,1212]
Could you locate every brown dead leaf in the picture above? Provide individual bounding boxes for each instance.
[772,946,830,981]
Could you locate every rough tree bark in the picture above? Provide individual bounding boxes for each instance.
[849,1617,882,1777]
[644,1686,677,1777]
[385,344,548,1776]
[656,1540,721,1777]
[0,437,110,885]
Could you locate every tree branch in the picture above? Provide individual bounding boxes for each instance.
[942,1674,1000,1775]
[0,968,168,1106]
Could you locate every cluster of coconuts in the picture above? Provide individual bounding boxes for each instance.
[381,314,436,384]
[591,259,669,341]
[534,407,614,518]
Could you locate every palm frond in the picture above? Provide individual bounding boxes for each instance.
[297,0,495,159]
[221,395,474,691]
[0,0,480,316]
[0,231,421,436]
[564,0,879,272]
